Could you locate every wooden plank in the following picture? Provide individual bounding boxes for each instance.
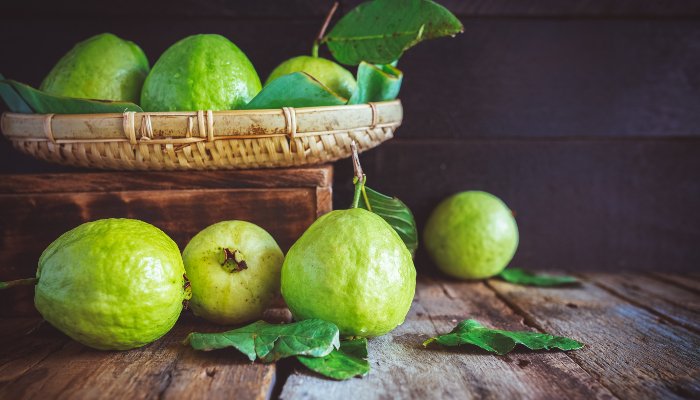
[3,0,700,18]
[651,273,700,294]
[0,165,332,194]
[280,276,614,399]
[584,273,700,333]
[0,188,321,316]
[2,20,700,141]
[487,277,700,399]
[0,313,281,400]
[333,139,700,273]
[0,319,69,385]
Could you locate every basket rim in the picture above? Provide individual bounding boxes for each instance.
[0,99,401,119]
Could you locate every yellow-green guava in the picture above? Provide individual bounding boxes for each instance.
[141,34,261,111]
[423,191,519,280]
[266,56,357,99]
[281,208,416,337]
[182,221,284,325]
[35,219,186,350]
[40,33,149,103]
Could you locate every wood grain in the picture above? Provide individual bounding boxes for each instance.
[280,276,614,399]
[0,313,285,400]
[487,278,700,399]
[584,273,700,333]
[3,0,700,18]
[0,166,332,193]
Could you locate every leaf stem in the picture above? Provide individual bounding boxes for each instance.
[0,277,38,289]
[312,1,340,56]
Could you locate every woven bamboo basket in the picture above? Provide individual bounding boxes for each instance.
[0,100,401,170]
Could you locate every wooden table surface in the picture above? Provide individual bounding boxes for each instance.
[2,272,699,399]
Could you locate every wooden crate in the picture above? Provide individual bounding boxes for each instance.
[0,165,332,316]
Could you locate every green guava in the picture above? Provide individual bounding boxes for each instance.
[35,219,186,350]
[141,34,261,111]
[423,191,519,280]
[182,221,284,325]
[281,208,416,337]
[40,33,149,103]
[266,56,357,99]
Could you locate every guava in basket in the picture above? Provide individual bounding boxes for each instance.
[40,33,149,103]
[141,34,261,111]
[266,56,357,99]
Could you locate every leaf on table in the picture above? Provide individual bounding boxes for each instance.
[0,74,32,113]
[4,79,142,114]
[297,337,370,380]
[185,319,340,362]
[498,268,579,287]
[348,62,403,105]
[242,72,347,110]
[423,319,583,355]
[324,0,463,66]
[357,185,418,256]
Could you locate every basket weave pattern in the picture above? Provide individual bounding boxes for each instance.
[1,100,402,170]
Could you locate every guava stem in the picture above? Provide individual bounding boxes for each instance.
[0,277,38,289]
[350,141,366,209]
[312,1,339,56]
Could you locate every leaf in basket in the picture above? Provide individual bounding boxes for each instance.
[348,62,403,105]
[324,0,463,66]
[357,186,418,257]
[0,75,32,113]
[242,72,347,110]
[6,79,143,114]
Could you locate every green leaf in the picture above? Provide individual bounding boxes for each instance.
[0,74,32,113]
[5,79,142,114]
[348,62,403,105]
[498,268,579,287]
[185,319,340,362]
[324,0,463,66]
[297,338,370,380]
[243,72,347,110]
[423,319,584,355]
[357,186,418,257]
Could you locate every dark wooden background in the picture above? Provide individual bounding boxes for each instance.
[1,1,699,272]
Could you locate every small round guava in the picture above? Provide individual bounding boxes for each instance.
[281,208,416,337]
[423,191,519,280]
[40,33,149,103]
[266,56,357,99]
[35,219,186,350]
[182,221,284,325]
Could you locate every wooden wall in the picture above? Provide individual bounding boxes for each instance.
[1,1,699,272]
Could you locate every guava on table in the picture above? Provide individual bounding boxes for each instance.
[266,56,357,99]
[40,33,149,103]
[182,221,284,325]
[281,208,416,337]
[423,191,519,280]
[35,219,186,350]
[141,34,261,111]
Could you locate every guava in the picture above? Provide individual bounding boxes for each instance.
[281,208,416,337]
[423,191,519,280]
[35,219,186,350]
[182,221,284,325]
[141,34,261,111]
[40,33,149,103]
[266,56,357,99]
